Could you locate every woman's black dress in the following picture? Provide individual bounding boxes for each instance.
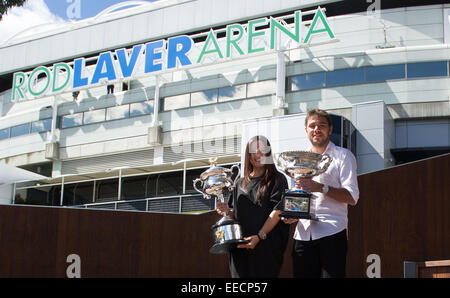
[227,171,290,278]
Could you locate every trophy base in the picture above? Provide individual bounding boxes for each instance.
[279,211,318,220]
[209,239,250,254]
[210,218,249,254]
[280,189,317,220]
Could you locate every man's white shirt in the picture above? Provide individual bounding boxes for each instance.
[291,141,360,241]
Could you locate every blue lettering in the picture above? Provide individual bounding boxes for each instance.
[167,35,193,69]
[145,40,164,73]
[91,52,117,84]
[116,45,142,78]
[73,58,89,88]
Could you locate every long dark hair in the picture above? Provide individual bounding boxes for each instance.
[240,135,278,201]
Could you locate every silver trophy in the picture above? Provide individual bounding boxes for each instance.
[275,151,332,220]
[193,158,248,254]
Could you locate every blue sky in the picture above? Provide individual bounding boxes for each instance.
[43,0,158,20]
[0,0,160,43]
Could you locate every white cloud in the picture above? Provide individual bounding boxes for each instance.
[0,0,66,45]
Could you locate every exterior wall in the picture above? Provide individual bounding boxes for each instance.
[0,4,449,181]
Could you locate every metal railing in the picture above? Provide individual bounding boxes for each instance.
[73,193,215,214]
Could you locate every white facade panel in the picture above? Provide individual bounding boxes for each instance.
[356,153,384,174]
[0,2,448,179]
[444,8,450,44]
[0,184,13,205]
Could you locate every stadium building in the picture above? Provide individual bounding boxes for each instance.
[0,0,449,213]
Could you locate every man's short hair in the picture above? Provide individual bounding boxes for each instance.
[304,109,332,127]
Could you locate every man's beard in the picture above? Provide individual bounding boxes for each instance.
[310,135,329,147]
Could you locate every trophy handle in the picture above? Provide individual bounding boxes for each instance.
[317,153,332,175]
[230,164,241,185]
[193,178,209,199]
[274,153,281,167]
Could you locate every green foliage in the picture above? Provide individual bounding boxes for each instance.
[0,0,27,20]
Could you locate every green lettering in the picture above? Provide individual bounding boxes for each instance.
[270,11,301,50]
[226,24,245,58]
[52,63,71,93]
[248,18,267,54]
[12,72,26,101]
[28,66,51,97]
[197,29,223,63]
[304,7,335,44]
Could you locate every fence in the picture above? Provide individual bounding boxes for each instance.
[75,194,215,213]
[0,153,449,277]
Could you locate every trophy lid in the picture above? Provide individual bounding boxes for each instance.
[200,157,232,180]
[276,151,332,178]
[279,151,323,161]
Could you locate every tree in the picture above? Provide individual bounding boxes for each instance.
[0,0,27,20]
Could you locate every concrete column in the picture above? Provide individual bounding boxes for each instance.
[273,51,288,116]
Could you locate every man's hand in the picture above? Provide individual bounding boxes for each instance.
[295,178,323,192]
[296,178,357,206]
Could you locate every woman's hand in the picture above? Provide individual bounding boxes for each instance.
[237,235,260,249]
[216,201,230,217]
[281,217,299,225]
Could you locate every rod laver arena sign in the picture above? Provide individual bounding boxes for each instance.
[11,7,336,101]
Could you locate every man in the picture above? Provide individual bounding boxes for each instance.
[282,109,359,278]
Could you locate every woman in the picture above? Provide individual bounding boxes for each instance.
[216,135,290,278]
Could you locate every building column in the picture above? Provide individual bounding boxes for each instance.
[273,51,288,116]
[45,95,60,160]
[148,75,162,145]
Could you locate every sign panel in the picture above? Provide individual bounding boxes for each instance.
[12,7,337,101]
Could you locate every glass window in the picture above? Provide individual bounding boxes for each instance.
[61,113,83,129]
[63,182,94,206]
[162,93,190,111]
[31,118,52,133]
[15,186,57,206]
[130,101,153,117]
[106,105,129,121]
[191,89,218,106]
[365,64,405,82]
[291,72,326,91]
[84,109,105,124]
[10,123,30,138]
[96,178,118,202]
[247,80,276,98]
[0,128,9,140]
[154,172,183,197]
[121,176,148,200]
[218,85,247,102]
[326,68,365,87]
[185,168,209,194]
[329,114,342,147]
[407,61,448,78]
